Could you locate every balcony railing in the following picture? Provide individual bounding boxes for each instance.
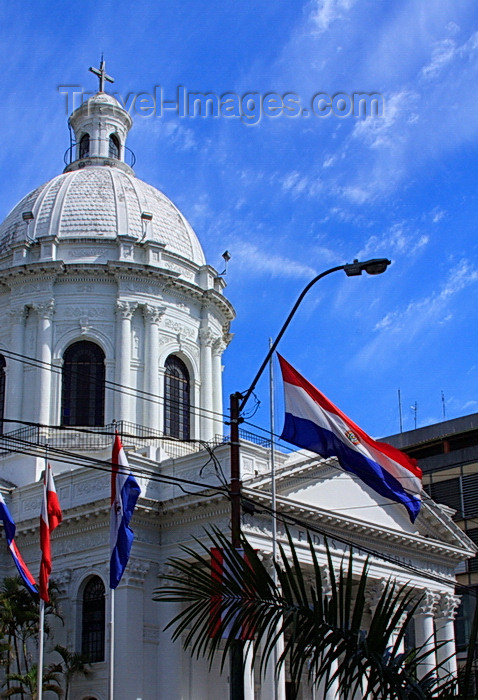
[0,421,211,460]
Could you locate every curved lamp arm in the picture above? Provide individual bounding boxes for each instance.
[238,257,391,414]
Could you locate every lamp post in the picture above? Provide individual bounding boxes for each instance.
[228,257,391,700]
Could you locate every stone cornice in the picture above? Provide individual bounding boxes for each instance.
[242,486,475,562]
[248,455,474,554]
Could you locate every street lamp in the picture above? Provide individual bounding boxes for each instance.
[227,257,391,700]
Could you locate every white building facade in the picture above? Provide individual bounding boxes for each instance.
[0,75,473,700]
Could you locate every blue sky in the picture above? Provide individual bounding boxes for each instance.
[1,0,477,439]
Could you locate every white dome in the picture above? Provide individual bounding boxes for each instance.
[0,167,206,265]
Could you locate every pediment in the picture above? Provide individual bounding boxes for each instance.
[246,452,473,554]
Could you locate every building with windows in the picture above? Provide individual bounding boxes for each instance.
[0,67,474,700]
[385,414,478,663]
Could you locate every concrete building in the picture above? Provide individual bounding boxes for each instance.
[385,413,478,660]
[0,67,474,699]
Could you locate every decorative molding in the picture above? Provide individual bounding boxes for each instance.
[116,300,137,319]
[54,568,72,594]
[62,306,108,319]
[212,337,227,356]
[164,318,195,339]
[198,328,215,347]
[366,579,388,611]
[143,304,166,325]
[415,590,439,617]
[68,248,109,258]
[32,299,55,319]
[435,592,461,621]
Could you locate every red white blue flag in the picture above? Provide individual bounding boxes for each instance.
[39,464,62,602]
[110,432,141,589]
[278,354,422,522]
[0,492,37,594]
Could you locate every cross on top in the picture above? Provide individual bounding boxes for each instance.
[89,56,114,93]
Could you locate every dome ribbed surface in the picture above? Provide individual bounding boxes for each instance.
[0,167,205,265]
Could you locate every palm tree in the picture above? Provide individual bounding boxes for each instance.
[52,645,91,700]
[0,576,63,696]
[154,527,458,700]
[3,663,63,699]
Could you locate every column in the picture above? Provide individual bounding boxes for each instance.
[112,560,149,700]
[244,641,255,700]
[261,553,286,700]
[143,304,164,432]
[199,327,214,441]
[212,338,226,439]
[435,592,460,679]
[414,590,439,679]
[7,305,27,429]
[157,569,183,700]
[34,300,55,430]
[115,301,136,424]
[317,569,340,700]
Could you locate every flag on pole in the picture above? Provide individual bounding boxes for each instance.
[278,354,422,522]
[0,492,37,594]
[39,464,63,602]
[110,432,141,589]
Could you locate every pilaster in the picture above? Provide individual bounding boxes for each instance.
[115,300,137,422]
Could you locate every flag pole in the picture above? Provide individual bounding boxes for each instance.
[38,445,48,700]
[109,418,115,700]
[38,598,45,700]
[109,586,115,700]
[268,340,279,700]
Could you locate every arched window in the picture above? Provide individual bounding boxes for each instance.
[61,341,105,427]
[81,576,105,663]
[79,134,90,159]
[109,134,120,159]
[164,355,190,440]
[0,355,5,435]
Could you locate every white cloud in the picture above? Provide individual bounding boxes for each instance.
[357,222,429,260]
[431,208,446,223]
[374,259,478,335]
[420,39,456,79]
[311,0,357,33]
[353,259,478,369]
[231,241,317,279]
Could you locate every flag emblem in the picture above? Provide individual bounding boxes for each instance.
[345,430,360,445]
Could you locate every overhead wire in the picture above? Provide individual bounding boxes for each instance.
[0,346,230,425]
[1,433,230,499]
[239,492,477,595]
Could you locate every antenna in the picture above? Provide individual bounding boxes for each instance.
[398,388,403,433]
[441,390,446,420]
[410,401,418,429]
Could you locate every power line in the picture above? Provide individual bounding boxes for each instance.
[0,346,230,424]
[240,493,476,595]
[1,434,230,497]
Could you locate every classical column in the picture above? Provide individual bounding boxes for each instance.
[414,590,439,679]
[157,568,183,700]
[115,301,137,423]
[143,304,164,432]
[435,592,460,679]
[34,300,55,430]
[259,553,286,700]
[316,569,340,700]
[112,560,149,700]
[212,337,226,439]
[199,327,214,441]
[244,641,255,700]
[7,305,27,428]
